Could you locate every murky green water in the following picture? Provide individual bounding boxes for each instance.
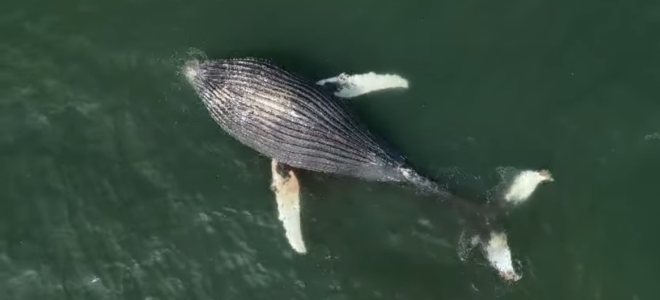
[2,0,659,299]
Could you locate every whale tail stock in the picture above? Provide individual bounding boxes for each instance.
[401,167,500,226]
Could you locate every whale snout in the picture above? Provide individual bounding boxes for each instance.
[183,59,201,84]
[182,59,234,92]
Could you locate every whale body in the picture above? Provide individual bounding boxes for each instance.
[184,57,459,200]
[182,59,537,280]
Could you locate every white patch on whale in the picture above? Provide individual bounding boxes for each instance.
[183,59,200,83]
[270,159,307,254]
[458,230,521,282]
[502,169,553,205]
[483,231,521,282]
[316,72,409,98]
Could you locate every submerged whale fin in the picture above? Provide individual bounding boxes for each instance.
[316,72,409,99]
[270,159,307,254]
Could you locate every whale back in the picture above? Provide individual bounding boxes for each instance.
[184,57,408,182]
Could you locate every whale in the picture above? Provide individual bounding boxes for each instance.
[182,57,493,253]
[185,58,461,193]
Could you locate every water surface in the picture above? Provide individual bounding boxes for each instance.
[2,0,660,299]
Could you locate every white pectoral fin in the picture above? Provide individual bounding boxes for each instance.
[316,72,409,99]
[271,159,307,254]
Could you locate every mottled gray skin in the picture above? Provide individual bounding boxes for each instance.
[183,57,491,214]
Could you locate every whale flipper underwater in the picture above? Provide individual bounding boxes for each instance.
[183,57,493,252]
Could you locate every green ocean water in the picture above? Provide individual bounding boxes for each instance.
[2,0,660,299]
